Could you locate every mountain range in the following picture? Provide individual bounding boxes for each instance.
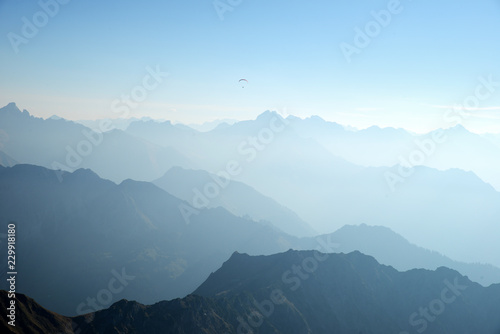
[0,103,193,183]
[153,166,316,237]
[2,250,500,333]
[0,164,293,315]
[285,115,500,191]
[1,164,499,318]
[124,110,500,192]
[2,102,500,322]
[121,109,500,266]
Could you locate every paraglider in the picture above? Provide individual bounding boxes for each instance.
[239,79,248,88]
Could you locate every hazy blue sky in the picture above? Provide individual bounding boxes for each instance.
[1,0,499,132]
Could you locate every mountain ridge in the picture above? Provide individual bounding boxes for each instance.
[2,250,500,333]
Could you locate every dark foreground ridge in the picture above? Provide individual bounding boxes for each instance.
[1,250,500,334]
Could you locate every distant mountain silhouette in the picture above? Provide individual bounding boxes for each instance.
[7,103,500,267]
[0,164,295,316]
[0,103,193,183]
[484,132,500,149]
[286,115,500,191]
[125,109,356,174]
[1,164,499,318]
[187,118,238,132]
[75,116,155,131]
[153,166,316,237]
[2,250,500,333]
[421,125,500,190]
[123,110,500,266]
[126,119,199,146]
[299,224,500,286]
[286,114,414,167]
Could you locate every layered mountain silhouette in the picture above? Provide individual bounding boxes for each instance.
[285,114,415,167]
[153,166,315,237]
[302,224,500,286]
[286,115,500,191]
[1,164,499,318]
[187,118,238,132]
[121,110,500,266]
[3,102,500,332]
[217,123,500,266]
[0,103,193,182]
[4,102,500,267]
[421,125,500,190]
[2,250,500,333]
[0,164,295,316]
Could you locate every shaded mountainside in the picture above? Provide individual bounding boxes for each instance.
[195,250,500,333]
[297,224,500,287]
[239,158,500,267]
[153,166,316,237]
[126,110,500,267]
[0,164,296,316]
[1,164,499,318]
[0,290,73,334]
[4,103,500,267]
[2,251,500,334]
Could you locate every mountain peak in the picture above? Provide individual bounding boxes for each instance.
[160,120,173,126]
[5,102,18,109]
[229,250,247,259]
[255,110,284,122]
[213,121,230,130]
[308,115,326,122]
[448,123,471,134]
[66,168,104,183]
[0,102,33,119]
[1,102,21,113]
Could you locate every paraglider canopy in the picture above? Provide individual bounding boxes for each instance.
[239,79,248,88]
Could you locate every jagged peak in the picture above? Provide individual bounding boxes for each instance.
[255,110,285,122]
[0,102,21,114]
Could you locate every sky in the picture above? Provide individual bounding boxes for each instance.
[1,0,500,133]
